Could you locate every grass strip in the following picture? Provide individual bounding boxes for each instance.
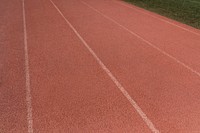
[124,0,200,29]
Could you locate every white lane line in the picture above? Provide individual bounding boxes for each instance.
[22,0,34,133]
[49,0,159,132]
[114,0,200,37]
[81,1,200,78]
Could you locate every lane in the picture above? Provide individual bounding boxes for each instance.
[24,0,151,132]
[82,0,200,74]
[50,1,158,132]
[0,0,28,132]
[52,0,200,132]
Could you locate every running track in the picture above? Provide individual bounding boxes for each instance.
[1,0,200,132]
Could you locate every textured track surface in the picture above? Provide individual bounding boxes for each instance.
[1,0,200,132]
[0,0,27,132]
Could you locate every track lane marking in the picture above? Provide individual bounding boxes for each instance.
[114,0,200,37]
[22,0,33,132]
[49,0,160,132]
[81,1,200,78]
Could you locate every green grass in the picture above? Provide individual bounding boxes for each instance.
[124,0,200,29]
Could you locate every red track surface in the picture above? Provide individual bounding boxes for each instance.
[1,0,200,132]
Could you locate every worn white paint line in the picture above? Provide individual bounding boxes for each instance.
[49,0,160,132]
[115,0,200,37]
[81,1,200,78]
[22,0,33,132]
